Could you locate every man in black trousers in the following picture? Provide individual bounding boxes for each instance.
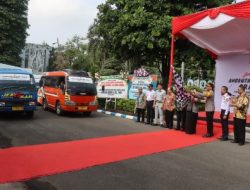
[231,84,249,146]
[146,84,155,125]
[219,86,231,141]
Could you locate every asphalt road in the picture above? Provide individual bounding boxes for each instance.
[0,108,250,190]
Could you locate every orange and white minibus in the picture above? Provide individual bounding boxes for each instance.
[37,69,97,116]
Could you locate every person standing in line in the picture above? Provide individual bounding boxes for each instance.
[135,87,146,123]
[146,84,156,125]
[162,87,176,129]
[176,100,187,131]
[219,86,231,141]
[185,92,199,134]
[194,83,215,137]
[153,83,166,127]
[230,84,249,146]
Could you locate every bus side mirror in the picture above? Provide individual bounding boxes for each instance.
[39,80,43,87]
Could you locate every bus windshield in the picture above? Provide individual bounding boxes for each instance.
[66,76,97,95]
[0,73,36,90]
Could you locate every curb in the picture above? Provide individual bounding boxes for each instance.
[97,109,137,121]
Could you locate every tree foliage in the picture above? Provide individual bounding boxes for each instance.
[48,34,123,78]
[91,0,232,87]
[0,0,29,66]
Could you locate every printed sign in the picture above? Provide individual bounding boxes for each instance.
[128,75,157,99]
[215,54,250,114]
[0,74,30,81]
[68,76,93,84]
[97,75,128,99]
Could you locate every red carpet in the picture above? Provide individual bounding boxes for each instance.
[0,124,225,184]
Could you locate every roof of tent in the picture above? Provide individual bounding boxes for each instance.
[172,1,250,57]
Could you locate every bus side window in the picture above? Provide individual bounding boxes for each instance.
[39,77,45,87]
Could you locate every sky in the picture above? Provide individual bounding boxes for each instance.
[26,0,105,46]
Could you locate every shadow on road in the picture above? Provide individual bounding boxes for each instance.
[0,133,12,148]
[0,112,36,121]
[25,179,58,190]
[44,109,102,119]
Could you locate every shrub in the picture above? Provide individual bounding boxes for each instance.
[97,98,135,114]
[116,99,135,113]
[97,98,106,109]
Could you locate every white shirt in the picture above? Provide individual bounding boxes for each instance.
[146,90,155,101]
[155,89,166,102]
[221,93,231,115]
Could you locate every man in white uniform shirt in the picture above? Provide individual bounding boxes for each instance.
[219,86,231,141]
[153,84,166,127]
[146,84,155,125]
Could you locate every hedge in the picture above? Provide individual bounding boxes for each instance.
[98,98,135,114]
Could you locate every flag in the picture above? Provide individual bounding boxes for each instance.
[173,68,190,110]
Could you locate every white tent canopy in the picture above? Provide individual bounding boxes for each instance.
[181,15,250,56]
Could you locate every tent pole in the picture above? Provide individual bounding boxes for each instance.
[168,34,175,88]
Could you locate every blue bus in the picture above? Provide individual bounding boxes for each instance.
[0,68,37,117]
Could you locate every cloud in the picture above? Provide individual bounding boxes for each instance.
[27,0,105,45]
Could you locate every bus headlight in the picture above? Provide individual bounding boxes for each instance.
[29,101,36,106]
[89,101,96,106]
[0,102,5,106]
[65,100,76,106]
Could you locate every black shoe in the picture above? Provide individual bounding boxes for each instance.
[231,140,238,143]
[160,124,164,127]
[203,134,213,138]
[175,128,180,131]
[238,143,245,146]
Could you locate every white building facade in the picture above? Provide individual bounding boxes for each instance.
[21,43,52,74]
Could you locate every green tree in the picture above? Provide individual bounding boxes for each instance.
[48,35,90,71]
[92,0,232,88]
[64,35,89,70]
[87,24,125,78]
[0,0,29,66]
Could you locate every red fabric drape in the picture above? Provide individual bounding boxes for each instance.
[168,1,250,88]
[168,35,175,88]
[172,1,250,35]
